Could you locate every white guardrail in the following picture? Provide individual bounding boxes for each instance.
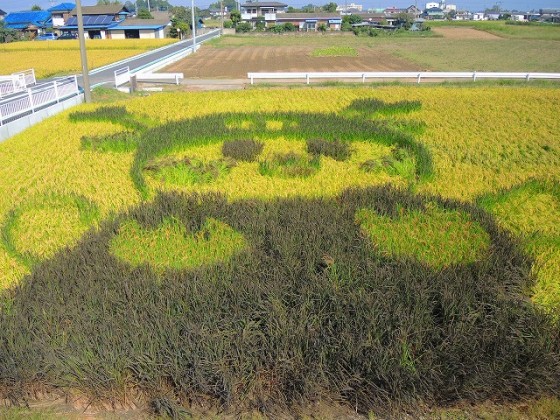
[0,75,80,126]
[0,69,36,98]
[248,71,560,84]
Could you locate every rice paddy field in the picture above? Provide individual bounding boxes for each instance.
[0,85,560,416]
[0,39,177,78]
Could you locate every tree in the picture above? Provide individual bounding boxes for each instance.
[137,8,154,18]
[342,14,362,25]
[209,0,237,12]
[31,4,42,10]
[169,6,192,38]
[255,16,265,31]
[322,2,337,12]
[396,12,413,29]
[318,23,327,32]
[230,10,241,27]
[0,20,17,43]
[97,0,122,5]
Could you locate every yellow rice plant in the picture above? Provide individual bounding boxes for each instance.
[0,39,177,78]
[0,86,558,308]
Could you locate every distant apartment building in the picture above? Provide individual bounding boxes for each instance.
[336,3,363,12]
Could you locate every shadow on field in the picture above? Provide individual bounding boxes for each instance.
[1,186,559,414]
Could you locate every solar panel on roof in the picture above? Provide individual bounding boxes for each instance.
[65,15,114,26]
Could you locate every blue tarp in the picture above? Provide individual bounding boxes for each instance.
[5,10,52,28]
[48,3,76,12]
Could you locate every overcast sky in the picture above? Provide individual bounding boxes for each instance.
[1,0,557,13]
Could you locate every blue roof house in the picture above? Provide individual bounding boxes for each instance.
[60,4,130,39]
[48,3,75,30]
[4,10,52,36]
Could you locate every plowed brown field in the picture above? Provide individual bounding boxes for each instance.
[164,46,421,78]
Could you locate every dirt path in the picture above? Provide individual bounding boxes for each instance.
[432,27,503,40]
[164,46,420,79]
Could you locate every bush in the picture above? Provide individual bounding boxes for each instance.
[236,22,252,33]
[223,19,233,28]
[283,22,297,32]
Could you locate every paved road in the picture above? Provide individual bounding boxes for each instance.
[76,29,221,88]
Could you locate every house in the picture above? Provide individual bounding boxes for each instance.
[0,9,7,21]
[472,12,486,21]
[356,12,398,26]
[275,12,341,31]
[423,7,444,20]
[540,9,560,23]
[241,2,287,23]
[108,18,169,39]
[510,12,529,22]
[60,4,131,39]
[4,10,52,37]
[48,3,75,33]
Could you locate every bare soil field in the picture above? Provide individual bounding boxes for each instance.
[432,27,503,40]
[164,46,420,78]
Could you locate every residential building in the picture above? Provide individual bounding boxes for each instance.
[241,2,287,22]
[48,3,75,33]
[336,3,363,13]
[60,4,131,39]
[4,10,52,37]
[109,18,169,39]
[275,12,341,30]
[0,9,7,21]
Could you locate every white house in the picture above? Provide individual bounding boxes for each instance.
[473,12,486,21]
[425,2,439,9]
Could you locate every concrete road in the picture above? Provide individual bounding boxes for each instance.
[77,29,221,89]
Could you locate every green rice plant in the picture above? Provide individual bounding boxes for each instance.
[222,139,264,162]
[478,180,560,310]
[347,98,422,116]
[311,46,359,57]
[306,138,352,161]
[356,202,490,269]
[110,216,247,272]
[258,152,320,178]
[145,157,236,186]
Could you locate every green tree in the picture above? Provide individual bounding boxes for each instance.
[286,6,299,13]
[318,23,327,32]
[31,4,42,10]
[323,2,337,12]
[396,12,413,29]
[137,8,154,18]
[97,0,122,5]
[342,14,362,25]
[0,20,17,43]
[209,0,237,12]
[255,16,266,31]
[230,10,241,27]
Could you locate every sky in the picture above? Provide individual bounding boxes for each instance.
[1,0,558,13]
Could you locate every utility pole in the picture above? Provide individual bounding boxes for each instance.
[76,0,91,103]
[220,0,224,32]
[191,0,197,51]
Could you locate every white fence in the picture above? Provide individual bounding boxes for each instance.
[248,71,560,85]
[0,76,80,126]
[114,66,131,87]
[0,69,36,98]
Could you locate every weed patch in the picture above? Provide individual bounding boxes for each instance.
[222,139,264,162]
[259,152,320,178]
[306,138,352,161]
